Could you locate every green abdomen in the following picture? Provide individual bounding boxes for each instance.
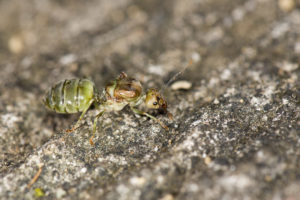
[44,79,95,113]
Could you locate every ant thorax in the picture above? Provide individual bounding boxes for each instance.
[97,72,145,112]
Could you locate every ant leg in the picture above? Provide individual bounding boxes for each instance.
[66,100,94,133]
[89,111,104,145]
[130,107,169,131]
[167,112,174,121]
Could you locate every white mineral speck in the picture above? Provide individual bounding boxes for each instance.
[191,119,202,127]
[250,97,262,110]
[130,176,146,186]
[295,42,300,54]
[188,183,199,192]
[56,188,66,199]
[282,98,289,105]
[117,184,129,195]
[156,175,164,184]
[271,23,289,39]
[213,98,219,104]
[80,167,87,173]
[278,61,298,72]
[220,69,231,80]
[263,85,275,99]
[59,54,77,65]
[182,139,195,151]
[206,27,224,42]
[262,115,268,122]
[232,7,245,21]
[208,77,219,87]
[191,52,201,63]
[1,113,22,128]
[148,64,165,76]
[219,175,253,191]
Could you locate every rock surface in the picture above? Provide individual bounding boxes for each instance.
[0,0,299,199]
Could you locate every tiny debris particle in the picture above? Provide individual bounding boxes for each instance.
[278,0,295,12]
[171,80,192,90]
[27,164,43,189]
[34,188,45,198]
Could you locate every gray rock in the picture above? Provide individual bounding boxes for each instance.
[0,0,299,199]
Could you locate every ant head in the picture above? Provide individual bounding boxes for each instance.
[145,88,173,120]
[144,60,192,120]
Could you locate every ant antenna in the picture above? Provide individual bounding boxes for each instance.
[160,59,193,93]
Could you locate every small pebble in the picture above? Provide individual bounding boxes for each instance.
[204,156,212,165]
[8,35,24,54]
[278,0,295,12]
[159,194,174,200]
[171,80,192,90]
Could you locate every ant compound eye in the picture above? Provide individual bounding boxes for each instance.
[153,102,158,106]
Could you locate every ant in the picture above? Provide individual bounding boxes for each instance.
[44,60,192,145]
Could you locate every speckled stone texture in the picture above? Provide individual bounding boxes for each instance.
[0,0,299,199]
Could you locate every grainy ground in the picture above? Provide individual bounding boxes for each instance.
[0,0,299,199]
